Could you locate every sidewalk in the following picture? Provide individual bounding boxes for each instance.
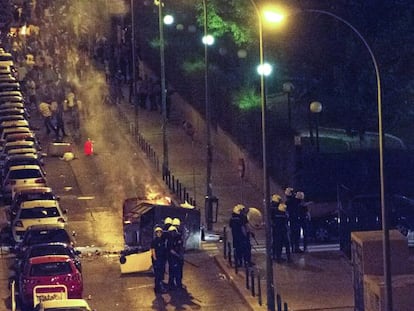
[113,87,356,311]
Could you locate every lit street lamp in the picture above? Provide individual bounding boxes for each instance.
[202,0,216,231]
[249,1,283,310]
[155,0,173,176]
[283,8,389,309]
[310,101,322,152]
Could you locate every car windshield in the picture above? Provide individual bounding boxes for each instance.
[19,207,60,219]
[28,245,70,258]
[16,192,55,202]
[8,168,42,179]
[30,261,72,276]
[25,230,70,245]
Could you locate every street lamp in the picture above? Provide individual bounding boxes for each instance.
[283,82,294,128]
[249,2,283,310]
[155,0,170,176]
[283,8,390,309]
[130,0,139,135]
[202,0,216,231]
[310,101,322,152]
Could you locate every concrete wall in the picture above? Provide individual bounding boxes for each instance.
[170,90,283,195]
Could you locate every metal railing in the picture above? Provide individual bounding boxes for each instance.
[106,97,196,207]
[222,226,289,311]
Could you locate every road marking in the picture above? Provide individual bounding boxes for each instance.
[77,196,95,200]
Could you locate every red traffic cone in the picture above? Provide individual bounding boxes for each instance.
[84,138,93,156]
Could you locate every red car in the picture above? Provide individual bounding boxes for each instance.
[19,255,83,308]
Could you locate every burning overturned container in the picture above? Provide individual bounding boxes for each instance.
[120,196,201,273]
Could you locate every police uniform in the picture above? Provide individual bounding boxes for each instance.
[229,204,245,267]
[167,226,184,289]
[272,203,291,263]
[150,227,167,293]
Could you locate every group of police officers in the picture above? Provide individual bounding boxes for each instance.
[230,187,310,266]
[150,217,185,294]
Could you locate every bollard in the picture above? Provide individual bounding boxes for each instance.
[245,266,250,289]
[257,271,262,306]
[251,270,255,296]
[223,227,227,259]
[277,294,282,311]
[172,175,175,192]
[228,247,232,266]
[283,302,288,311]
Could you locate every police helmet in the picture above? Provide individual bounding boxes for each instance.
[295,191,305,200]
[168,225,178,232]
[164,217,173,225]
[154,226,163,233]
[271,194,282,203]
[233,204,245,215]
[285,187,294,196]
[172,218,181,226]
[278,203,287,212]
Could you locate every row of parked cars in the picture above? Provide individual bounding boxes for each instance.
[1,47,91,311]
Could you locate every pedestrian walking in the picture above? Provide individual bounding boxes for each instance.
[151,226,168,294]
[50,101,67,141]
[38,101,56,135]
[167,225,185,290]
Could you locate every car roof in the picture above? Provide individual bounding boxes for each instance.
[1,120,29,127]
[29,255,71,264]
[2,126,31,133]
[39,299,91,309]
[7,148,37,155]
[20,200,58,209]
[4,140,35,147]
[8,164,42,171]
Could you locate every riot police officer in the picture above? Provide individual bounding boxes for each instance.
[229,204,245,267]
[270,194,282,259]
[150,226,167,293]
[272,203,292,263]
[167,225,185,290]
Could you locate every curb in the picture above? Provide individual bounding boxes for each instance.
[213,255,266,311]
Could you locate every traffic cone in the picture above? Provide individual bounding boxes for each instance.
[84,138,93,156]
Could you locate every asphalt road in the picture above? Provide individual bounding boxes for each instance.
[0,103,252,311]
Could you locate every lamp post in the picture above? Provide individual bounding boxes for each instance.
[285,8,389,309]
[131,0,139,134]
[310,101,322,152]
[249,1,276,310]
[202,0,216,230]
[283,82,294,128]
[156,0,169,176]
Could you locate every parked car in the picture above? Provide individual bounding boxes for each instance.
[11,199,66,242]
[0,140,37,166]
[18,255,83,309]
[34,298,92,311]
[0,126,32,142]
[8,186,57,222]
[2,164,47,202]
[17,242,82,273]
[4,132,41,150]
[15,224,76,255]
[309,211,340,242]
